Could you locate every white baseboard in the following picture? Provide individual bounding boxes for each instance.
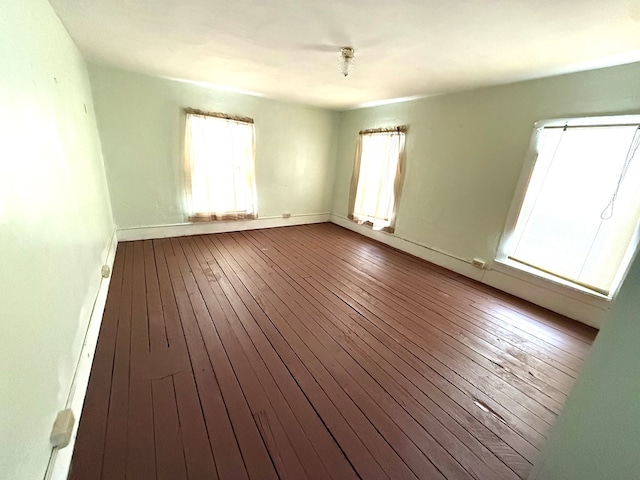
[45,229,118,480]
[116,213,331,241]
[330,214,607,329]
[482,268,607,329]
[330,214,482,280]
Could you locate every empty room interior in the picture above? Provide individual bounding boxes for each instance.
[3,0,640,479]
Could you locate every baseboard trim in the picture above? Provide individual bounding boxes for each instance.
[482,268,606,329]
[45,229,118,480]
[330,214,482,279]
[117,213,331,241]
[330,214,606,329]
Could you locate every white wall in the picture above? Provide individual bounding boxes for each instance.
[88,64,339,230]
[332,62,640,328]
[0,1,115,478]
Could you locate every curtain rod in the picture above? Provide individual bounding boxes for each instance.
[360,125,407,135]
[185,108,254,124]
[544,123,640,130]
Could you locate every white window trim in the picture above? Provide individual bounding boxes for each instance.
[495,114,640,301]
[183,110,258,222]
[349,127,406,233]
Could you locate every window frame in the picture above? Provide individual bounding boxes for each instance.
[496,114,640,300]
[182,108,258,222]
[348,126,407,233]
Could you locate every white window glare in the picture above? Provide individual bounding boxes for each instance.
[184,113,257,221]
[500,116,640,297]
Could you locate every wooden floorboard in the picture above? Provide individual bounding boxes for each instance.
[238,229,532,477]
[299,225,585,380]
[251,228,550,447]
[67,244,125,480]
[70,223,597,480]
[100,242,134,480]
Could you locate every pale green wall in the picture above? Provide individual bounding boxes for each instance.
[2,5,639,476]
[529,250,640,480]
[334,64,640,479]
[333,62,640,263]
[88,64,339,229]
[0,1,114,478]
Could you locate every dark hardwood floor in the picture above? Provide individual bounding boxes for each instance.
[70,223,597,480]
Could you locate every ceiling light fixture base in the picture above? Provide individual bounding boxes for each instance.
[340,47,355,77]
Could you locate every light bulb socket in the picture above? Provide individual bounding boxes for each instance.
[339,47,355,77]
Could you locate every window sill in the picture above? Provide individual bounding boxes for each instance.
[348,216,395,234]
[492,257,612,303]
[189,213,256,223]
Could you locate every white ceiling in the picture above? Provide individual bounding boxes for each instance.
[49,0,640,110]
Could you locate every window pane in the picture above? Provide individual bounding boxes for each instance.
[509,125,640,294]
[353,132,403,229]
[185,114,257,217]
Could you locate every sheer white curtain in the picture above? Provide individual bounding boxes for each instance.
[349,130,405,232]
[184,113,257,221]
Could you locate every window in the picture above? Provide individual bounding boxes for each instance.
[348,127,406,232]
[499,116,640,297]
[183,109,257,221]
